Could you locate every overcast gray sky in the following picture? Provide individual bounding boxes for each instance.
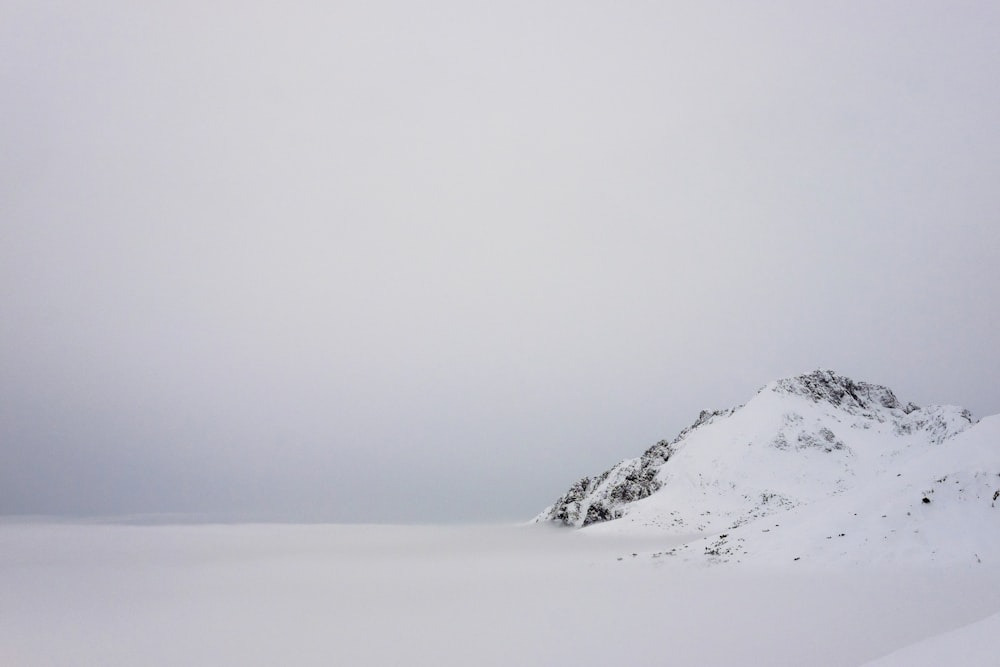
[2,1,998,522]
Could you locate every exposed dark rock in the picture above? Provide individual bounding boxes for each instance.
[773,370,903,413]
[537,408,744,526]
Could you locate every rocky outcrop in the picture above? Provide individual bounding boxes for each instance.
[771,369,906,413]
[536,407,736,527]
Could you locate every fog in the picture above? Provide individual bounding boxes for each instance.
[4,522,1000,665]
[2,1,999,521]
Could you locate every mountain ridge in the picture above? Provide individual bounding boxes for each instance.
[535,370,979,546]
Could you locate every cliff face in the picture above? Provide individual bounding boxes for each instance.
[535,370,976,534]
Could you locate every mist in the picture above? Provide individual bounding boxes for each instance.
[2,1,999,521]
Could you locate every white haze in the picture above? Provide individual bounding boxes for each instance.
[2,1,999,521]
[3,521,1000,666]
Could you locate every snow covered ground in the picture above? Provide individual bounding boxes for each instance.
[2,521,999,666]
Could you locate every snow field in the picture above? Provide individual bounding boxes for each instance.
[2,521,998,666]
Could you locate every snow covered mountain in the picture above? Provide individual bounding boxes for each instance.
[536,370,997,563]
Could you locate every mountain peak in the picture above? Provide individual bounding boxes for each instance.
[768,369,910,413]
[537,370,976,537]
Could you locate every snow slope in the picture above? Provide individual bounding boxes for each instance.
[861,610,1000,666]
[538,370,996,564]
[666,414,1000,566]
